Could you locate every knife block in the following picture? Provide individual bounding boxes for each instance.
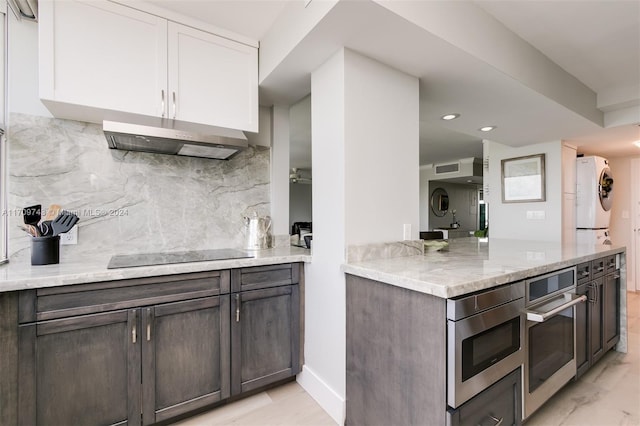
[31,235,60,265]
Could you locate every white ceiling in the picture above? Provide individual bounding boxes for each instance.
[476,0,640,93]
[148,0,640,167]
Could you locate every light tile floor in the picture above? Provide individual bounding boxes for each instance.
[174,292,640,426]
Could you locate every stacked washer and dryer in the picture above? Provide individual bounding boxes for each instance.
[576,156,614,245]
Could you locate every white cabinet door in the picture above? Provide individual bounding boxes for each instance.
[167,22,258,132]
[39,0,168,120]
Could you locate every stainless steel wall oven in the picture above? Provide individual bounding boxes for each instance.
[447,282,525,408]
[523,266,586,419]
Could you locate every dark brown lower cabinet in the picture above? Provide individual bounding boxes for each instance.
[575,283,589,378]
[18,310,139,426]
[446,368,522,426]
[589,276,605,366]
[142,296,230,424]
[231,285,300,395]
[576,259,621,380]
[18,296,229,426]
[603,270,621,351]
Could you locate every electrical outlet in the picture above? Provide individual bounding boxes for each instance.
[403,224,411,240]
[60,226,78,245]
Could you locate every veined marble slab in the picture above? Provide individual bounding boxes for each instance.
[342,238,626,299]
[343,237,629,352]
[0,246,311,293]
[8,113,271,263]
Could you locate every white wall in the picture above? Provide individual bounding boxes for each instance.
[609,156,637,291]
[8,16,51,116]
[289,183,312,230]
[300,48,347,424]
[344,50,419,243]
[300,48,419,424]
[270,105,290,236]
[485,140,563,241]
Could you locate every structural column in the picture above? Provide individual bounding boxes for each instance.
[298,48,419,424]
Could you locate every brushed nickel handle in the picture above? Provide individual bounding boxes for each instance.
[132,310,137,344]
[235,294,240,322]
[526,294,587,322]
[146,308,152,341]
[172,91,176,119]
[161,90,165,117]
[489,415,503,426]
[596,266,605,272]
[581,271,590,277]
[477,414,503,426]
[613,274,620,279]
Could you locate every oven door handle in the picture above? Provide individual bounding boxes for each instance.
[526,294,587,322]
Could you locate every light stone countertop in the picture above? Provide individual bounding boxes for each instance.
[0,246,311,293]
[342,238,626,299]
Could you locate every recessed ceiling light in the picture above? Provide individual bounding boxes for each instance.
[479,126,496,132]
[441,113,460,120]
[634,140,640,148]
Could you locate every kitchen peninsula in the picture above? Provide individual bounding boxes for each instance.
[343,238,626,425]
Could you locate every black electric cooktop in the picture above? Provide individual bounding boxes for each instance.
[107,248,254,269]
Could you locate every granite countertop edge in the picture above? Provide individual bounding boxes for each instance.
[0,247,312,293]
[342,245,626,299]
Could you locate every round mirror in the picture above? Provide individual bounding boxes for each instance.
[431,188,449,217]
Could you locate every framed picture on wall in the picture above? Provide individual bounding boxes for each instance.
[501,154,546,203]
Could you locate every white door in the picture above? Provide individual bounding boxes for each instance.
[167,22,258,131]
[632,158,640,292]
[39,0,167,118]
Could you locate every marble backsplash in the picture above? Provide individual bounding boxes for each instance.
[8,113,271,262]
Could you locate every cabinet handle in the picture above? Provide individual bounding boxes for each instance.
[581,271,590,277]
[146,308,152,341]
[482,415,503,426]
[172,91,176,119]
[588,284,596,304]
[613,274,620,279]
[161,90,165,117]
[132,310,137,344]
[596,266,605,272]
[235,294,240,322]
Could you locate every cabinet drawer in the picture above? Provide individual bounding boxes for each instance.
[605,255,617,273]
[19,271,230,323]
[231,263,300,292]
[447,368,522,426]
[592,257,607,278]
[576,262,591,284]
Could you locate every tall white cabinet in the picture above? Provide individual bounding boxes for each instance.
[39,0,258,132]
[562,143,577,245]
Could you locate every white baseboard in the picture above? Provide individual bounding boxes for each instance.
[297,365,345,425]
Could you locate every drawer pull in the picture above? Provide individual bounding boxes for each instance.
[146,308,152,341]
[581,271,590,277]
[483,415,503,426]
[235,294,240,322]
[132,309,137,344]
[596,266,605,272]
[161,90,165,117]
[172,91,177,119]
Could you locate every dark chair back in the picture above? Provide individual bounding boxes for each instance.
[420,231,444,240]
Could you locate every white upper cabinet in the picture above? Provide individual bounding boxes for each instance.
[39,0,258,132]
[39,0,167,119]
[168,23,258,132]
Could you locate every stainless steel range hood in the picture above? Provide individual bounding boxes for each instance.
[103,114,248,160]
